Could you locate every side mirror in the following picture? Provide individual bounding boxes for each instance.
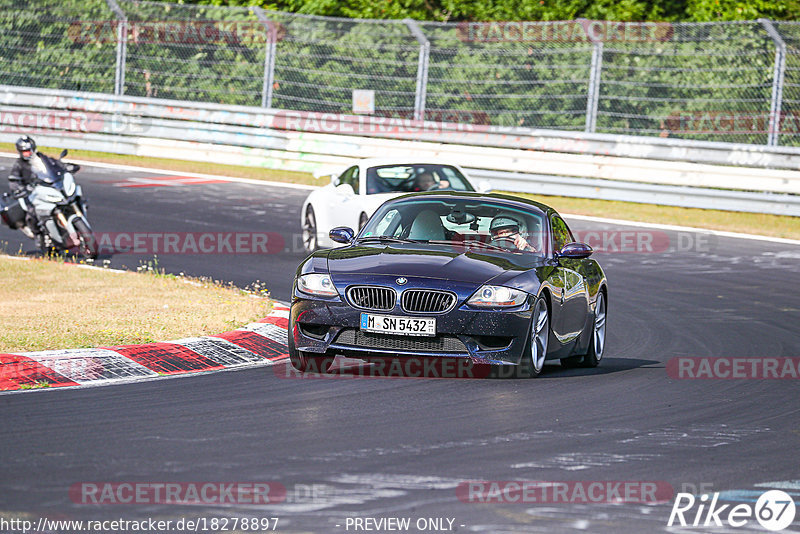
[329,226,355,244]
[59,149,68,159]
[312,166,345,182]
[477,180,492,193]
[557,242,593,259]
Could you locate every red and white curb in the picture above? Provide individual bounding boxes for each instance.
[0,304,291,392]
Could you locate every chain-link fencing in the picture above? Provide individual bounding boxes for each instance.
[0,0,117,93]
[3,1,800,147]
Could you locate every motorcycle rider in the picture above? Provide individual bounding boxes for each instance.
[8,136,42,239]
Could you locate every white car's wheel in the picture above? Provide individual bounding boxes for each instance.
[302,205,318,253]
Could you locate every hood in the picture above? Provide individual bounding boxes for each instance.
[326,244,542,286]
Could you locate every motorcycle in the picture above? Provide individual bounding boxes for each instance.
[0,149,98,259]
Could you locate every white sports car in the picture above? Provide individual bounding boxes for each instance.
[301,159,490,252]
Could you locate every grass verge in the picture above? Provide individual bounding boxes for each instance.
[0,256,272,352]
[507,192,800,240]
[2,143,797,240]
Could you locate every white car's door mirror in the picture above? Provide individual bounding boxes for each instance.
[477,180,492,193]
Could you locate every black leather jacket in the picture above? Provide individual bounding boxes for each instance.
[8,156,38,195]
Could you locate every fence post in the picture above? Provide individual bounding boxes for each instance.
[105,0,127,96]
[254,7,277,109]
[760,19,786,147]
[404,19,430,122]
[581,19,603,134]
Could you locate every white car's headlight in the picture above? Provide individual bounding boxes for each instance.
[297,274,337,297]
[467,285,527,308]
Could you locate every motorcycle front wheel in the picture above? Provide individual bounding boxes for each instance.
[73,218,98,259]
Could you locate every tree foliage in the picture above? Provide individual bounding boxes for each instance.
[2,0,800,146]
[187,0,800,23]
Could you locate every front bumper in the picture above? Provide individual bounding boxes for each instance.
[291,277,533,365]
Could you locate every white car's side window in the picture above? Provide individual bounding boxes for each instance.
[337,166,359,194]
[350,167,360,194]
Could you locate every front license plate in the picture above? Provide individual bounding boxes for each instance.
[360,313,436,337]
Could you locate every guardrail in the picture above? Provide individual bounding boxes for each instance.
[2,85,800,216]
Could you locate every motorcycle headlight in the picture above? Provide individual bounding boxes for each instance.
[467,285,527,308]
[297,273,337,297]
[64,174,76,197]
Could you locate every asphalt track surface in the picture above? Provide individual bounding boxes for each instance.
[0,161,311,300]
[1,161,800,533]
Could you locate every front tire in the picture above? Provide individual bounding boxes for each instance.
[519,297,549,378]
[73,218,98,259]
[302,205,318,253]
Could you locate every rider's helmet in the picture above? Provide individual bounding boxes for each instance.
[490,214,521,238]
[15,136,36,161]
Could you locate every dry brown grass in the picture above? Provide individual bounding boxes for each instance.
[507,192,800,240]
[0,256,272,352]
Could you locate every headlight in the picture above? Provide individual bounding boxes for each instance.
[467,285,527,308]
[297,273,337,297]
[64,177,76,197]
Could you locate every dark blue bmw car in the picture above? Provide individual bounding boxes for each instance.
[289,192,607,378]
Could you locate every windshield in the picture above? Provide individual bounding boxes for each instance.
[32,154,65,184]
[359,198,546,255]
[365,164,474,195]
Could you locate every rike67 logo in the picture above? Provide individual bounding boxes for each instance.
[668,490,796,531]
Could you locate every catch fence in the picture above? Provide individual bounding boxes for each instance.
[3,1,800,146]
